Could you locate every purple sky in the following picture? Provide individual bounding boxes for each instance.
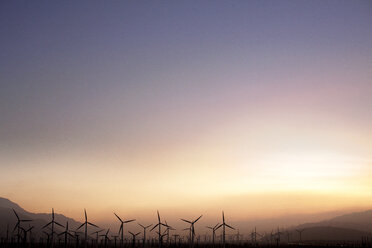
[1,1,372,219]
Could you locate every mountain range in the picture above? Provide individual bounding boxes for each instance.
[1,197,372,243]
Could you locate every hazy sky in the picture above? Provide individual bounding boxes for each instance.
[1,1,372,224]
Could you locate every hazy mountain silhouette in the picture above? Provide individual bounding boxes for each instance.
[2,196,372,243]
[295,210,372,233]
[0,197,82,239]
[286,226,371,243]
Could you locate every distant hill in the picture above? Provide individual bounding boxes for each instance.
[283,226,372,243]
[270,210,372,244]
[295,210,372,233]
[0,197,84,240]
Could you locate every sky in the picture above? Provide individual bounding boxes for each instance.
[1,0,372,226]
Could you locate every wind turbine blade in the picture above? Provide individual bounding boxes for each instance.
[129,231,134,236]
[124,219,135,223]
[136,232,141,236]
[77,223,85,230]
[55,222,64,228]
[206,226,213,230]
[106,229,110,235]
[181,219,192,224]
[118,224,123,234]
[146,224,152,228]
[84,209,87,221]
[215,224,222,230]
[13,209,19,219]
[13,223,19,232]
[138,223,145,228]
[21,219,32,222]
[42,222,52,229]
[157,210,160,222]
[114,213,123,222]
[214,223,220,229]
[225,224,235,230]
[193,215,203,223]
[160,223,169,228]
[88,222,99,228]
[150,223,159,231]
[52,208,55,219]
[222,211,225,223]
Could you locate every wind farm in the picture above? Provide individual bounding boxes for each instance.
[1,1,372,248]
[1,198,372,248]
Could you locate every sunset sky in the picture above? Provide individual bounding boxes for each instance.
[1,1,372,225]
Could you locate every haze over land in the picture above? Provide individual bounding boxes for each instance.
[1,0,372,223]
[2,197,372,242]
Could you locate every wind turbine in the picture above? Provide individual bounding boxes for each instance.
[296,229,305,244]
[43,208,64,248]
[274,227,282,246]
[285,231,291,244]
[206,223,219,247]
[43,231,51,246]
[12,209,32,246]
[77,209,99,248]
[111,235,119,248]
[155,230,167,248]
[19,226,33,245]
[100,229,110,248]
[91,229,105,247]
[114,213,135,248]
[138,223,152,248]
[216,211,235,248]
[59,222,74,248]
[181,215,202,248]
[172,234,180,246]
[72,231,84,248]
[235,229,243,244]
[150,211,169,248]
[5,223,9,245]
[128,231,141,248]
[164,221,175,245]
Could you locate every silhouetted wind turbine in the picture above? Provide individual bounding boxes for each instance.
[19,226,33,245]
[59,222,74,248]
[114,213,135,248]
[91,229,105,247]
[206,223,219,247]
[275,227,282,246]
[216,211,234,248]
[155,230,167,248]
[164,221,175,245]
[128,231,141,248]
[285,231,291,243]
[43,231,51,246]
[150,211,169,248]
[12,209,32,246]
[296,229,305,244]
[181,215,202,248]
[100,229,110,248]
[77,209,99,248]
[138,223,152,248]
[43,208,64,248]
[111,235,119,248]
[72,231,84,248]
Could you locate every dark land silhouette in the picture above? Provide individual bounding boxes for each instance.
[1,197,372,248]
